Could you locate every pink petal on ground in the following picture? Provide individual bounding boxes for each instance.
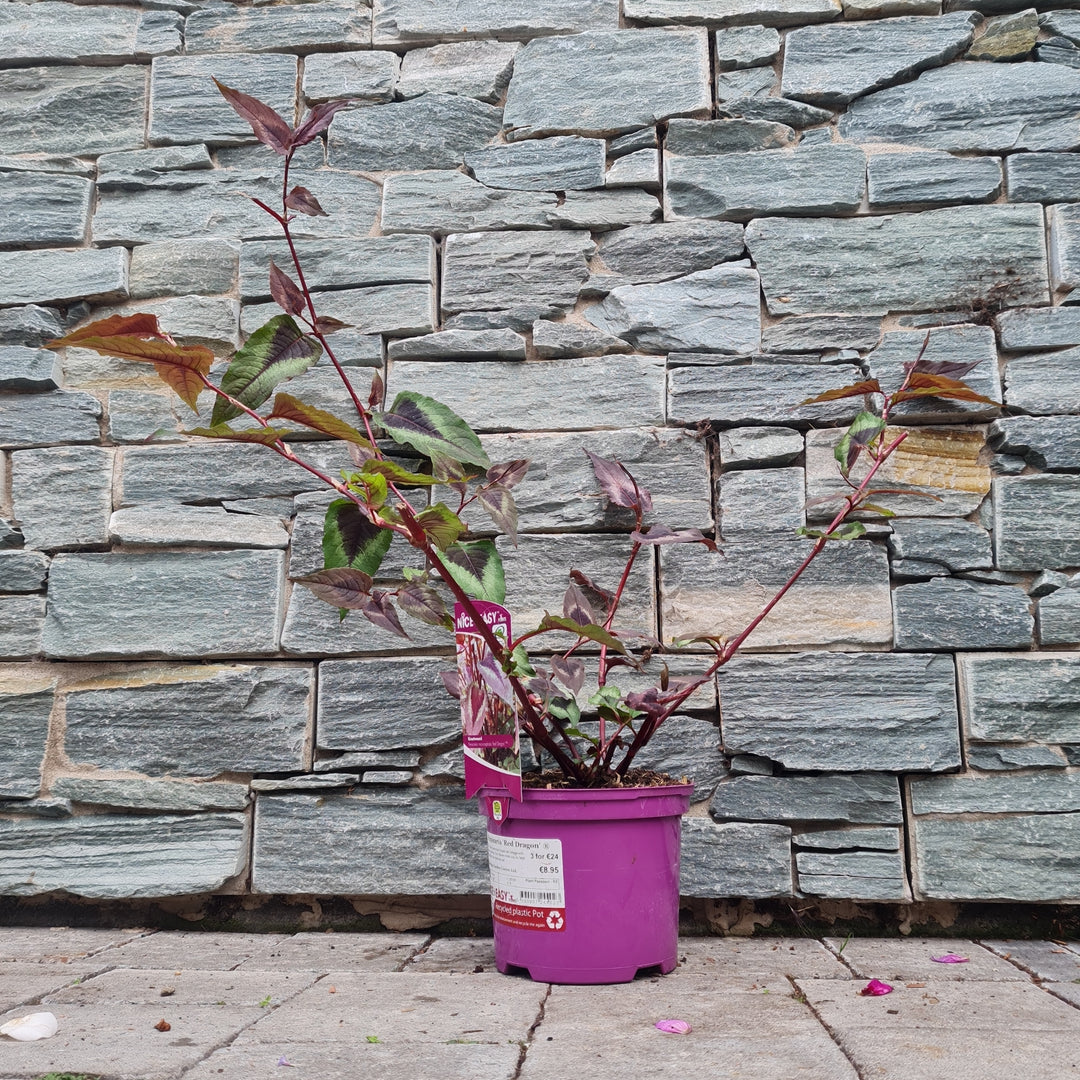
[277,1056,295,1067]
[859,979,894,996]
[655,1019,692,1035]
[930,954,969,964]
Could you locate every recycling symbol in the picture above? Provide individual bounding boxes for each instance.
[546,910,564,930]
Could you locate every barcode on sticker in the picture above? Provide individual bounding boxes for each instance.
[518,890,561,902]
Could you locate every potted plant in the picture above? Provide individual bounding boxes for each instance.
[52,85,994,984]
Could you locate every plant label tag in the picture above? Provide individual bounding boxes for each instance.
[487,834,566,932]
[455,601,522,800]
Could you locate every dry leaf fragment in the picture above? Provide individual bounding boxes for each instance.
[154,1019,172,1032]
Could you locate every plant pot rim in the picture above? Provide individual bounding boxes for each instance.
[516,782,694,802]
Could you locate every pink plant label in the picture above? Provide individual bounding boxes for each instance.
[487,834,566,932]
[455,601,522,800]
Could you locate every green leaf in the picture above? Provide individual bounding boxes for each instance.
[859,503,897,519]
[323,499,393,577]
[834,411,886,477]
[440,539,505,603]
[376,391,490,469]
[835,522,867,540]
[269,393,373,449]
[416,504,465,550]
[184,424,294,446]
[536,615,626,653]
[360,459,440,486]
[351,470,388,511]
[212,315,322,425]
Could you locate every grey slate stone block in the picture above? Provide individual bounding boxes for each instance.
[1051,203,1080,301]
[714,25,781,68]
[762,315,881,353]
[241,283,434,337]
[746,204,1049,315]
[328,95,502,171]
[781,12,978,108]
[302,50,399,103]
[184,2,369,54]
[661,538,892,649]
[0,305,66,349]
[96,144,213,176]
[51,778,249,812]
[95,167,381,245]
[961,653,1080,744]
[531,319,629,358]
[130,239,239,301]
[966,7,1039,60]
[0,596,45,660]
[912,771,1080,814]
[990,416,1080,471]
[108,506,289,549]
[0,347,61,390]
[98,295,240,351]
[795,826,901,851]
[0,2,181,65]
[0,172,93,248]
[386,329,526,361]
[894,578,1033,650]
[716,95,834,128]
[994,474,1080,570]
[609,127,659,157]
[317,658,458,752]
[719,652,961,772]
[0,390,102,449]
[239,236,434,299]
[398,41,518,103]
[64,664,310,775]
[544,189,662,230]
[393,354,665,429]
[466,137,606,191]
[0,813,248,898]
[149,54,297,146]
[710,773,903,825]
[380,171,556,235]
[10,446,112,550]
[596,221,745,284]
[887,517,992,571]
[797,849,908,900]
[680,820,793,898]
[665,145,866,220]
[665,117,797,155]
[252,790,487,894]
[913,814,1080,901]
[716,65,777,100]
[1038,587,1080,645]
[589,265,761,353]
[605,149,660,189]
[623,0,843,26]
[967,745,1068,770]
[250,773,358,791]
[1031,569,1072,597]
[0,246,128,307]
[718,466,805,540]
[867,150,1002,209]
[718,426,804,468]
[1004,348,1080,415]
[43,551,285,659]
[442,231,594,316]
[844,0,940,13]
[0,64,146,155]
[373,0,619,46]
[0,551,49,593]
[1043,10,1080,45]
[635,716,724,802]
[503,29,711,140]
[839,61,1080,152]
[668,360,863,426]
[999,307,1080,350]
[1006,152,1080,203]
[0,680,53,800]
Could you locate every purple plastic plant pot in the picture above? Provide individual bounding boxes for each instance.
[480,784,692,984]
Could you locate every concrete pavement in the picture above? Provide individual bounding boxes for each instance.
[2,928,1079,1079]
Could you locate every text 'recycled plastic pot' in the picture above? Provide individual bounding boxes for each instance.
[480,784,693,984]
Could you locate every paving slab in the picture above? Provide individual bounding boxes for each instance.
[675,936,852,979]
[0,1001,263,1080]
[822,938,1025,981]
[98,931,291,971]
[0,927,147,963]
[235,932,429,972]
[0,961,101,1012]
[980,939,1080,982]
[404,937,497,973]
[234,971,546,1045]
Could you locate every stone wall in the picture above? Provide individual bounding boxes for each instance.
[2,0,1080,910]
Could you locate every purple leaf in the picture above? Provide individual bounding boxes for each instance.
[654,1019,692,1035]
[487,459,529,489]
[562,583,595,627]
[930,954,969,964]
[630,524,718,551]
[360,590,408,639]
[314,315,352,336]
[397,581,451,629]
[550,656,585,697]
[291,99,353,147]
[440,669,461,700]
[477,651,515,708]
[584,449,652,512]
[293,567,372,609]
[569,569,614,619]
[213,79,292,156]
[268,259,306,317]
[368,369,385,409]
[859,979,893,996]
[284,185,327,217]
[478,484,519,545]
[907,357,981,381]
